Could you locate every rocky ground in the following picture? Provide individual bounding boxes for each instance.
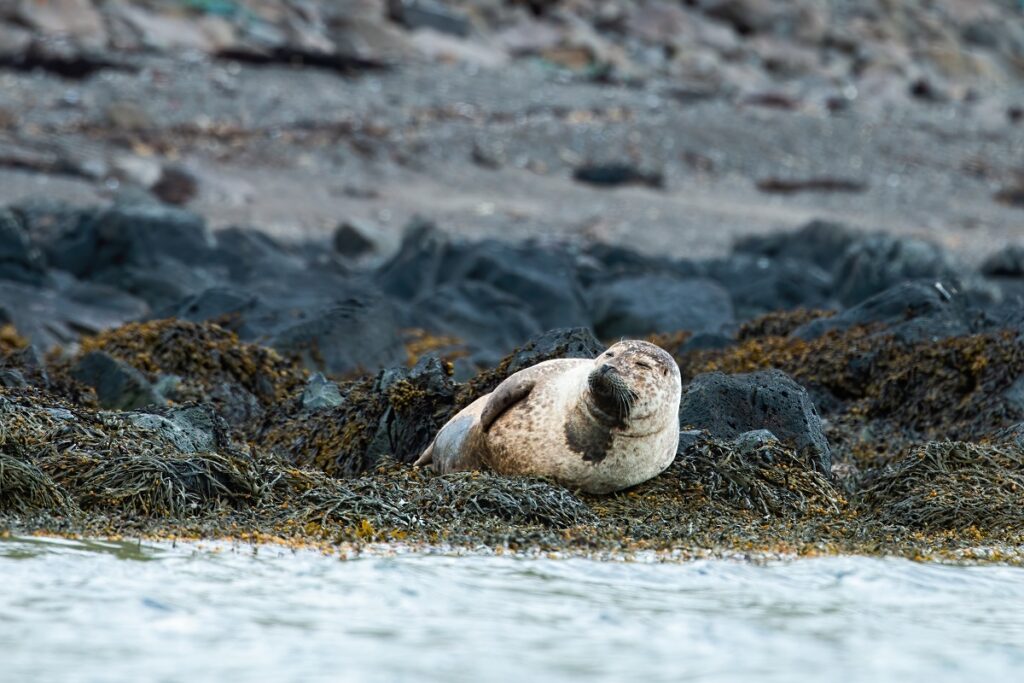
[1,0,1024,561]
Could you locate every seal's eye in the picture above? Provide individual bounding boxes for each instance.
[636,361,651,370]
[606,352,615,358]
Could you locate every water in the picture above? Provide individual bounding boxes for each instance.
[1,537,1023,683]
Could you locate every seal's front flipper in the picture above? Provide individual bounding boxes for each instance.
[480,375,536,432]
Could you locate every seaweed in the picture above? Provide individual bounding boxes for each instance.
[858,442,1024,532]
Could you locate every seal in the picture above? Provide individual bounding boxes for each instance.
[414,340,681,494]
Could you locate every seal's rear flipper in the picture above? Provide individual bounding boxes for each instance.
[413,442,434,467]
[480,375,536,432]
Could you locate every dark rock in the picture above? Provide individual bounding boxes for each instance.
[157,286,272,338]
[72,351,163,411]
[679,369,830,472]
[366,356,456,465]
[302,373,344,410]
[734,219,856,270]
[206,227,305,283]
[333,220,379,259]
[407,281,542,367]
[388,0,471,37]
[792,281,971,343]
[40,203,214,278]
[756,177,867,194]
[832,234,961,306]
[704,254,833,318]
[0,209,47,285]
[573,163,665,189]
[151,165,199,206]
[127,404,226,454]
[378,221,590,339]
[0,368,27,389]
[92,259,220,310]
[733,429,779,454]
[1003,376,1024,415]
[502,327,604,376]
[271,291,406,374]
[981,245,1024,278]
[677,429,704,453]
[208,381,263,429]
[0,277,147,351]
[588,274,734,338]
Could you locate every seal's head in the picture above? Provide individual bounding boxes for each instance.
[586,340,681,426]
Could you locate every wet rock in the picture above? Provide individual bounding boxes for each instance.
[388,0,471,38]
[72,351,163,411]
[0,209,47,285]
[151,166,199,206]
[333,220,379,259]
[302,373,344,410]
[407,281,542,367]
[792,281,971,343]
[734,219,856,270]
[573,163,665,189]
[832,234,962,306]
[14,0,108,51]
[378,221,589,336]
[41,203,214,278]
[679,369,830,472]
[127,405,226,454]
[733,429,779,455]
[981,245,1024,277]
[502,327,604,376]
[271,291,406,375]
[588,274,734,338]
[0,278,147,351]
[756,177,867,194]
[366,356,456,465]
[0,368,27,389]
[704,254,833,318]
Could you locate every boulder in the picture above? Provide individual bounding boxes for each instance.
[588,274,734,338]
[679,369,830,472]
[72,351,163,411]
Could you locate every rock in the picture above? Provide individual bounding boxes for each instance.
[364,355,457,464]
[151,166,199,206]
[407,281,542,367]
[733,219,856,270]
[0,23,32,60]
[1003,375,1024,415]
[501,327,604,376]
[573,163,665,189]
[333,220,379,258]
[981,245,1024,277]
[756,177,867,194]
[38,203,213,279]
[127,405,225,454]
[302,373,344,410]
[378,221,590,335]
[72,351,163,411]
[704,254,833,319]
[110,5,213,52]
[0,368,27,389]
[792,281,971,343]
[588,274,734,338]
[679,369,830,472]
[388,0,471,37]
[0,278,147,351]
[105,101,154,132]
[271,291,406,374]
[733,429,779,454]
[832,234,962,306]
[0,209,47,285]
[15,0,108,51]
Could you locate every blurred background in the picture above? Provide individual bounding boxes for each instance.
[0,0,1022,372]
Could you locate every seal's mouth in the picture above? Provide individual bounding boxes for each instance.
[588,365,638,424]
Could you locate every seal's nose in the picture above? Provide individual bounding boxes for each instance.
[599,365,614,376]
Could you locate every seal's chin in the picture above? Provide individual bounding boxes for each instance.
[587,366,638,424]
